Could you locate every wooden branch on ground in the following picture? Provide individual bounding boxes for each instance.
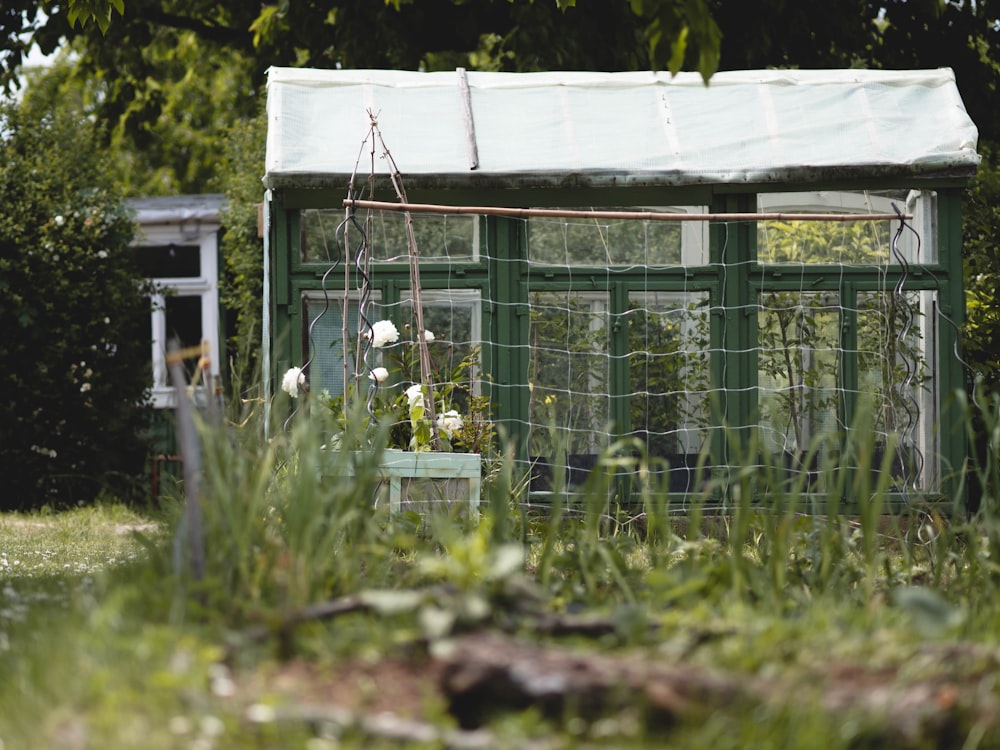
[438,632,1000,746]
[264,703,498,750]
[440,631,749,730]
[237,585,651,651]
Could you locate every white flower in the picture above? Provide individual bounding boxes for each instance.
[423,329,435,343]
[97,250,108,259]
[209,663,236,698]
[369,366,389,383]
[54,215,64,226]
[281,367,305,398]
[437,410,464,439]
[368,320,400,348]
[405,383,424,409]
[168,715,192,735]
[80,383,91,393]
[199,715,225,738]
[245,703,277,724]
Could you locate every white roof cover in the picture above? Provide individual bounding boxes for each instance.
[264,67,979,190]
[128,194,224,224]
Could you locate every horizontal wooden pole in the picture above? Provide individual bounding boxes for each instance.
[342,198,912,223]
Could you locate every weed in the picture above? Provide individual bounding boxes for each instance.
[4,393,1000,747]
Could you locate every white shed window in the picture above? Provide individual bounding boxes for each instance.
[132,200,222,409]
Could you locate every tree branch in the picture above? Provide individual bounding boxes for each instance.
[142,9,253,50]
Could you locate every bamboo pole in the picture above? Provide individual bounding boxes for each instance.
[342,199,912,223]
[369,114,440,447]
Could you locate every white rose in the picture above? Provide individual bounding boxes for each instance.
[423,329,435,343]
[436,409,464,439]
[404,383,424,409]
[368,320,400,348]
[281,366,305,398]
[369,366,389,383]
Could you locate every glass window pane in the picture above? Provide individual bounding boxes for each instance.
[301,209,478,263]
[758,219,892,265]
[757,291,842,482]
[304,291,482,407]
[303,295,375,398]
[855,290,937,489]
[164,295,202,352]
[624,292,712,458]
[528,292,610,462]
[135,244,201,278]
[757,191,918,265]
[527,208,690,266]
[396,292,479,402]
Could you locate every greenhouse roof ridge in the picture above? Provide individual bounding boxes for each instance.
[264,67,980,190]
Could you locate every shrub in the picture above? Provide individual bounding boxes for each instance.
[218,106,266,393]
[0,94,153,509]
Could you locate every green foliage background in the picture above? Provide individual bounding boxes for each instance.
[0,93,153,509]
[963,144,1000,389]
[218,107,266,390]
[4,0,1000,504]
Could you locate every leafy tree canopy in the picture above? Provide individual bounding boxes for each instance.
[4,1,721,90]
[5,2,999,190]
[3,0,725,194]
[0,84,154,508]
[711,0,1000,143]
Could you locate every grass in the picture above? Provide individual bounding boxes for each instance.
[3,400,1000,748]
[0,503,156,579]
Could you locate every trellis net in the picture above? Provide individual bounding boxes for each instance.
[298,189,942,499]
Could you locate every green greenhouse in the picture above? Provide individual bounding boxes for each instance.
[262,66,980,509]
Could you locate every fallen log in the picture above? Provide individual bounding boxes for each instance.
[439,631,750,730]
[438,631,1000,747]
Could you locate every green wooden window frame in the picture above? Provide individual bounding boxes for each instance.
[266,186,967,506]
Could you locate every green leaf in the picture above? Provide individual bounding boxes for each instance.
[667,25,688,75]
[66,0,124,32]
[892,586,965,636]
[250,5,280,48]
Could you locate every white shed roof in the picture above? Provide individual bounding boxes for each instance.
[128,194,225,225]
[264,67,979,191]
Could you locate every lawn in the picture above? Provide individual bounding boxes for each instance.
[2,412,1000,749]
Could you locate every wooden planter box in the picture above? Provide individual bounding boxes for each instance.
[341,449,482,516]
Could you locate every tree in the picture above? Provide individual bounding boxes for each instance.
[709,0,1000,143]
[0,85,154,509]
[3,1,723,198]
[8,0,1000,419]
[3,1,722,110]
[962,143,1000,389]
[217,107,267,392]
[16,23,257,197]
